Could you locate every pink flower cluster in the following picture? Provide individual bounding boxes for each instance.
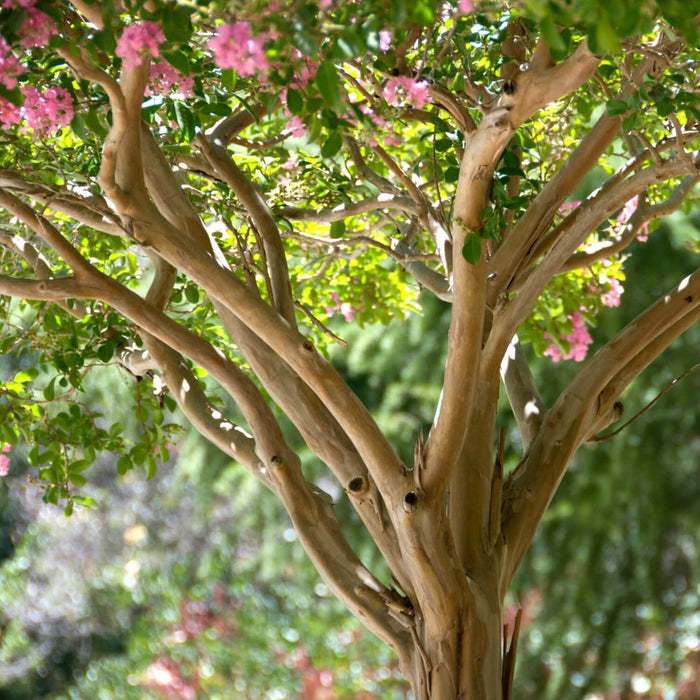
[0,444,10,477]
[21,85,74,134]
[600,277,624,307]
[0,85,74,135]
[325,292,356,322]
[379,30,392,52]
[0,37,24,89]
[18,7,56,48]
[209,22,269,77]
[457,0,474,14]
[615,195,649,242]
[116,21,165,70]
[147,61,194,98]
[544,311,593,362]
[382,77,430,110]
[1,0,37,8]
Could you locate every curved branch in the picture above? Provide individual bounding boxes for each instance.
[0,188,98,277]
[0,170,123,236]
[486,154,699,378]
[195,134,297,327]
[501,268,700,589]
[561,174,700,272]
[276,194,422,222]
[0,229,88,318]
[500,335,546,450]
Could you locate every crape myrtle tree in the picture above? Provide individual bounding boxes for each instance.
[0,0,698,697]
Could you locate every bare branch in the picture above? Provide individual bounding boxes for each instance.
[276,194,422,222]
[0,170,123,236]
[561,174,700,272]
[195,134,297,327]
[487,154,699,377]
[589,362,699,442]
[501,268,700,588]
[500,335,546,450]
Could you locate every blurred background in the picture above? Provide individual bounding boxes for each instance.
[1,216,698,699]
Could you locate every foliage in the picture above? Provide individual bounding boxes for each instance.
[0,0,699,696]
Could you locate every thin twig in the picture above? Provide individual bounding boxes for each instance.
[295,302,348,349]
[591,362,700,442]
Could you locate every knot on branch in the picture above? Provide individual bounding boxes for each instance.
[402,491,419,513]
[347,476,368,494]
[270,455,283,466]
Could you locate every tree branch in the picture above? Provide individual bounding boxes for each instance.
[275,194,422,222]
[486,153,699,379]
[501,268,700,589]
[195,134,297,327]
[500,335,546,450]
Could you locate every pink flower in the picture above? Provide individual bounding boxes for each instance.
[457,0,474,14]
[0,98,22,130]
[382,77,430,110]
[20,85,74,135]
[209,22,269,77]
[379,30,392,52]
[285,115,307,138]
[544,311,593,363]
[281,152,299,170]
[147,61,194,97]
[116,21,165,70]
[2,0,36,7]
[325,293,357,322]
[0,444,10,477]
[319,0,333,8]
[18,7,56,48]
[559,200,581,213]
[0,37,24,90]
[614,195,650,242]
[600,278,624,307]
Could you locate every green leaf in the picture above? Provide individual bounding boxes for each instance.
[330,220,346,239]
[43,377,57,401]
[462,233,482,265]
[315,60,343,110]
[221,69,236,91]
[606,98,629,116]
[162,50,191,76]
[116,455,132,476]
[68,473,87,488]
[145,455,157,481]
[286,87,304,115]
[321,131,343,158]
[97,342,114,363]
[161,5,194,44]
[184,285,199,304]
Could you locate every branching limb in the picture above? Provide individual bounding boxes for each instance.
[345,136,402,194]
[589,361,699,442]
[276,194,422,222]
[195,134,297,327]
[134,127,415,594]
[0,188,98,277]
[561,174,700,272]
[487,153,699,378]
[141,335,411,654]
[0,229,88,318]
[501,268,700,589]
[500,335,546,450]
[426,40,597,498]
[0,170,123,236]
[487,34,684,306]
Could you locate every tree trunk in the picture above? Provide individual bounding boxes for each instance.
[403,574,506,700]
